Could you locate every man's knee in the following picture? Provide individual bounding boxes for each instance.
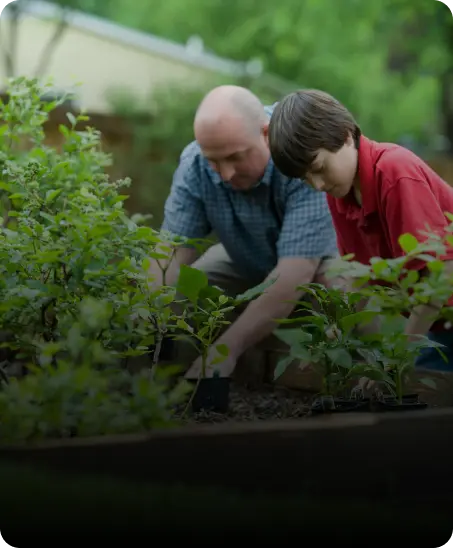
[192,243,252,296]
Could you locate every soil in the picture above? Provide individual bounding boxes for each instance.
[178,383,314,424]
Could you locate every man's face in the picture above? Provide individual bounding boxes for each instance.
[196,119,270,191]
[304,135,358,198]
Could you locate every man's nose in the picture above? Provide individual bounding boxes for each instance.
[219,164,235,182]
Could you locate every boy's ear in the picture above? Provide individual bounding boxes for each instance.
[346,131,357,148]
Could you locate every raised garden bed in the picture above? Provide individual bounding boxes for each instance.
[2,406,452,499]
[0,462,451,543]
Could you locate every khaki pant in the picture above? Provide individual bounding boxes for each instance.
[175,243,344,389]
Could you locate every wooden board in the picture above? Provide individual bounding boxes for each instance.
[1,408,452,503]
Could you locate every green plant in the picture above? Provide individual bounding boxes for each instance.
[356,314,444,403]
[273,283,383,399]
[174,265,273,377]
[0,76,210,440]
[323,231,453,402]
[328,232,453,315]
[0,77,187,367]
[0,76,277,438]
[0,297,192,443]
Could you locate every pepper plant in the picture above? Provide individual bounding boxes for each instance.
[273,283,385,400]
[323,231,453,402]
[173,265,273,380]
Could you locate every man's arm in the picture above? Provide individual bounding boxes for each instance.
[215,257,319,357]
[147,144,211,289]
[383,177,453,336]
[218,180,338,358]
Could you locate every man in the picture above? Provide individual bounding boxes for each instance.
[149,85,339,380]
[267,88,453,372]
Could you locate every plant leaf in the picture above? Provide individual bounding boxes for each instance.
[175,264,208,304]
[325,348,352,368]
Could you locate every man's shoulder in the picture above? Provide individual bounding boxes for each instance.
[179,140,203,166]
[175,141,213,186]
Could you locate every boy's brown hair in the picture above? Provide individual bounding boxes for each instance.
[268,89,361,178]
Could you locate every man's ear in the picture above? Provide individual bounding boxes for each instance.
[262,122,269,147]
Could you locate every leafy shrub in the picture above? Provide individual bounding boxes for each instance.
[0,297,191,442]
[0,77,212,441]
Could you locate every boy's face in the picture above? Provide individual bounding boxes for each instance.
[305,134,358,198]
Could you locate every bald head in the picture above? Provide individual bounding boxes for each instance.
[194,85,267,137]
[192,85,270,190]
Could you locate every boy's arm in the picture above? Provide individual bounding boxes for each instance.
[383,176,453,336]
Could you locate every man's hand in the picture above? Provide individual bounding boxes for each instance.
[184,345,238,380]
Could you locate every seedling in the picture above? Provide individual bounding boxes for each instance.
[273,283,383,404]
[359,314,446,405]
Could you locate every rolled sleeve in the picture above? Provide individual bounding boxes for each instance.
[277,180,338,259]
[161,145,211,239]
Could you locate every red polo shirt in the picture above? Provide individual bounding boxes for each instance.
[327,135,453,326]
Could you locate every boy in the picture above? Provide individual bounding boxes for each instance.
[267,88,453,371]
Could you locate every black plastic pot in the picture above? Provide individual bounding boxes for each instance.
[310,395,370,416]
[191,376,231,414]
[372,393,427,412]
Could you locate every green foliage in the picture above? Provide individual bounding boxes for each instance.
[82,0,447,146]
[0,77,240,441]
[0,297,192,442]
[318,230,453,402]
[174,269,272,377]
[274,284,384,396]
[327,231,453,315]
[0,77,174,364]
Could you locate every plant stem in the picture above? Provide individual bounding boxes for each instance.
[181,346,208,419]
[396,370,403,404]
[181,369,202,419]
[201,351,207,378]
[152,331,163,367]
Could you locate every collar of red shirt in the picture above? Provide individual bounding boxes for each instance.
[335,135,379,221]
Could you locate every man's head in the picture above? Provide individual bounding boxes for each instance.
[194,85,270,190]
[267,89,361,198]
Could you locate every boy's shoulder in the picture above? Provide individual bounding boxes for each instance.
[368,139,433,184]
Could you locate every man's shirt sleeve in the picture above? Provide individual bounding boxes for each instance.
[277,179,339,259]
[161,144,212,239]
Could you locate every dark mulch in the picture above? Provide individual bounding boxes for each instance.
[179,383,314,424]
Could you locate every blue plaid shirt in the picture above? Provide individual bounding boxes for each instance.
[161,105,338,283]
